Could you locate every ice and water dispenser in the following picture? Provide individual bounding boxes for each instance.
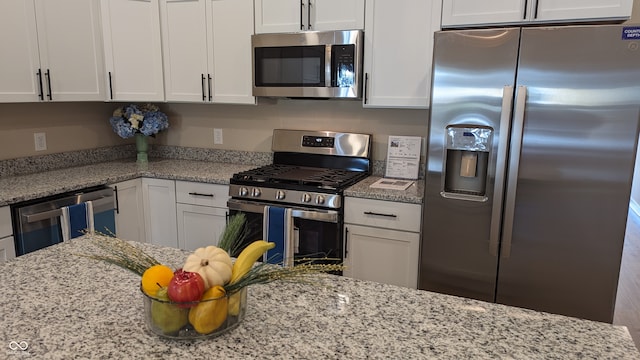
[442,126,493,200]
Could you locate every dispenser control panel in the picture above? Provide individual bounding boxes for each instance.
[446,127,492,152]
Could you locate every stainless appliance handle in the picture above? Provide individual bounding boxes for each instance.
[25,195,115,223]
[489,85,514,257]
[500,85,528,258]
[227,199,338,223]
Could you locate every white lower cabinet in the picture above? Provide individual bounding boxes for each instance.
[110,179,146,242]
[142,178,178,247]
[344,197,421,288]
[175,181,229,251]
[0,206,16,263]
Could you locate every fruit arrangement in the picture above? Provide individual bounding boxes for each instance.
[140,239,275,337]
[78,214,344,339]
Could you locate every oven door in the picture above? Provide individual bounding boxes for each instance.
[227,199,342,270]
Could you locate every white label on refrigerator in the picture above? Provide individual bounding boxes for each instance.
[384,136,421,180]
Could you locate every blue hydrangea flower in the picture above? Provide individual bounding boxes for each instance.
[109,104,169,139]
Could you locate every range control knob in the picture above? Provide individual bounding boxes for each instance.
[239,187,248,197]
[301,193,312,203]
[315,195,326,205]
[251,188,261,197]
[275,190,286,200]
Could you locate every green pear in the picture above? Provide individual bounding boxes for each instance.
[151,287,189,334]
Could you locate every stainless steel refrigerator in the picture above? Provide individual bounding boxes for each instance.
[419,24,640,323]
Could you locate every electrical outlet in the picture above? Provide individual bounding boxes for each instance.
[34,132,47,151]
[214,128,223,145]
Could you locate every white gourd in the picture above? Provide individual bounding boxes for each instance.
[182,246,232,289]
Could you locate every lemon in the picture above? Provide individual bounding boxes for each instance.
[141,264,174,297]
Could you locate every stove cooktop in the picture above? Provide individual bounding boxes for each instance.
[231,164,366,190]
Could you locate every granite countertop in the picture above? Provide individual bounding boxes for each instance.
[0,159,423,207]
[344,176,423,204]
[1,235,637,359]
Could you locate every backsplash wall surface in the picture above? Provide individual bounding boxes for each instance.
[0,101,429,162]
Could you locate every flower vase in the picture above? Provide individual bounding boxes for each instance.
[135,134,149,165]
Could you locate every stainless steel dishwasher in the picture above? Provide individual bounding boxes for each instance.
[11,185,116,256]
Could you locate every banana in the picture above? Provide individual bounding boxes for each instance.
[228,240,275,285]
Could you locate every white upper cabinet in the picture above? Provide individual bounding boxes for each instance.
[255,0,365,34]
[160,0,255,104]
[363,0,441,109]
[101,0,165,101]
[0,0,105,102]
[442,0,634,28]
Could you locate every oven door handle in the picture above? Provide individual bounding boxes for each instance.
[227,200,339,223]
[24,195,115,223]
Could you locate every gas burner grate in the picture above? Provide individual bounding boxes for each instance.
[233,165,367,190]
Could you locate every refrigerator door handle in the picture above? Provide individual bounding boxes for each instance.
[500,85,528,258]
[489,85,514,257]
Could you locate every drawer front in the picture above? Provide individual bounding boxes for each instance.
[0,206,12,238]
[176,181,229,208]
[345,197,421,232]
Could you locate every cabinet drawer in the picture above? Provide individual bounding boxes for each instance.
[0,206,12,238]
[176,181,229,208]
[345,198,421,232]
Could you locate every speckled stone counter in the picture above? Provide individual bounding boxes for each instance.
[0,159,423,207]
[0,159,257,206]
[344,175,424,204]
[2,236,638,359]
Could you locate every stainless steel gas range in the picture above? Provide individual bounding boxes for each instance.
[227,129,372,270]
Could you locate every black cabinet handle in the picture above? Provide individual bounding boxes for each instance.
[533,0,539,19]
[208,74,212,101]
[363,73,369,104]
[108,71,113,100]
[37,69,44,100]
[201,74,206,101]
[114,186,120,214]
[523,0,528,19]
[363,211,397,218]
[189,192,214,197]
[45,69,52,100]
[344,226,349,258]
[307,0,312,30]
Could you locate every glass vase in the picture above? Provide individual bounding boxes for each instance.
[135,133,149,165]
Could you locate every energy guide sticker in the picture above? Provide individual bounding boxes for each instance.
[622,27,640,40]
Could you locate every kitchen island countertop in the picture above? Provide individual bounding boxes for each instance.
[1,235,637,359]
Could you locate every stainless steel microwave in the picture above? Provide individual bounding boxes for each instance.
[252,30,363,99]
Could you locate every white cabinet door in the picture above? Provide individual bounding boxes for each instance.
[0,0,104,102]
[34,0,105,102]
[207,0,255,104]
[255,0,303,33]
[441,0,632,27]
[160,0,208,102]
[0,236,16,264]
[0,0,42,102]
[101,0,165,101]
[0,206,15,263]
[110,179,146,243]
[363,0,441,109]
[255,0,364,33]
[312,0,364,31]
[160,0,255,104]
[441,0,527,27]
[142,178,178,248]
[176,204,227,251]
[535,0,633,22]
[344,224,419,288]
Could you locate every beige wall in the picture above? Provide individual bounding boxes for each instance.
[0,100,428,161]
[1,0,638,161]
